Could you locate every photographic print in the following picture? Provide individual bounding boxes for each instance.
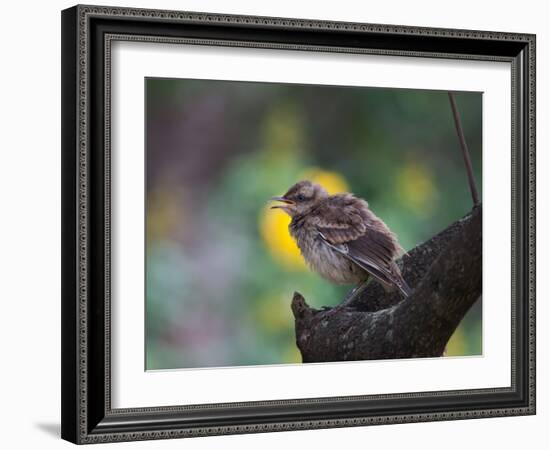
[145,78,482,370]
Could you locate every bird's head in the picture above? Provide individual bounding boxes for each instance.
[270,180,328,217]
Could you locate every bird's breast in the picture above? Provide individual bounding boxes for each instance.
[289,223,365,285]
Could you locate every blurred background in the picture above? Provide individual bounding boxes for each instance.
[145,78,482,370]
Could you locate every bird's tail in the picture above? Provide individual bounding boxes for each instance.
[390,262,412,298]
[395,276,412,298]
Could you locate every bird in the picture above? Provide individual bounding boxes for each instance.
[270,180,411,306]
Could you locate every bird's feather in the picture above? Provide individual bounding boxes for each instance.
[321,234,411,298]
[312,194,411,297]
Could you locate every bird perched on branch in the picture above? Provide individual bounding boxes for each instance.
[270,180,411,305]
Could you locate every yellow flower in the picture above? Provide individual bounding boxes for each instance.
[147,189,184,242]
[259,168,349,270]
[259,206,305,269]
[396,163,437,216]
[301,167,349,195]
[263,103,304,159]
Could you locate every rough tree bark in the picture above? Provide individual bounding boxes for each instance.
[291,205,482,362]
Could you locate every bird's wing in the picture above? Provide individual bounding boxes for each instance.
[310,195,369,244]
[313,197,411,297]
[318,227,394,280]
[320,232,411,297]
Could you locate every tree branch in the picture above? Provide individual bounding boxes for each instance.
[291,206,481,362]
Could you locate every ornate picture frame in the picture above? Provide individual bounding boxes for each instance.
[61,4,535,444]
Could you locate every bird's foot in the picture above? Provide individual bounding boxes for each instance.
[339,280,370,308]
[319,303,354,319]
[318,282,370,318]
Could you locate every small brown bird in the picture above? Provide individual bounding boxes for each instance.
[270,180,411,304]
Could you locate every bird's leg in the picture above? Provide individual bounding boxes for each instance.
[340,279,371,308]
[322,279,371,317]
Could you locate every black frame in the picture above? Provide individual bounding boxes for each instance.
[61,4,536,444]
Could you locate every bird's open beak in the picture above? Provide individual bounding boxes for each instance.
[269,196,295,209]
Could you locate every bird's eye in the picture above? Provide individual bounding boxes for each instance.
[296,194,305,201]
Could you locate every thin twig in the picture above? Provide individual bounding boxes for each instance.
[448,92,480,206]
